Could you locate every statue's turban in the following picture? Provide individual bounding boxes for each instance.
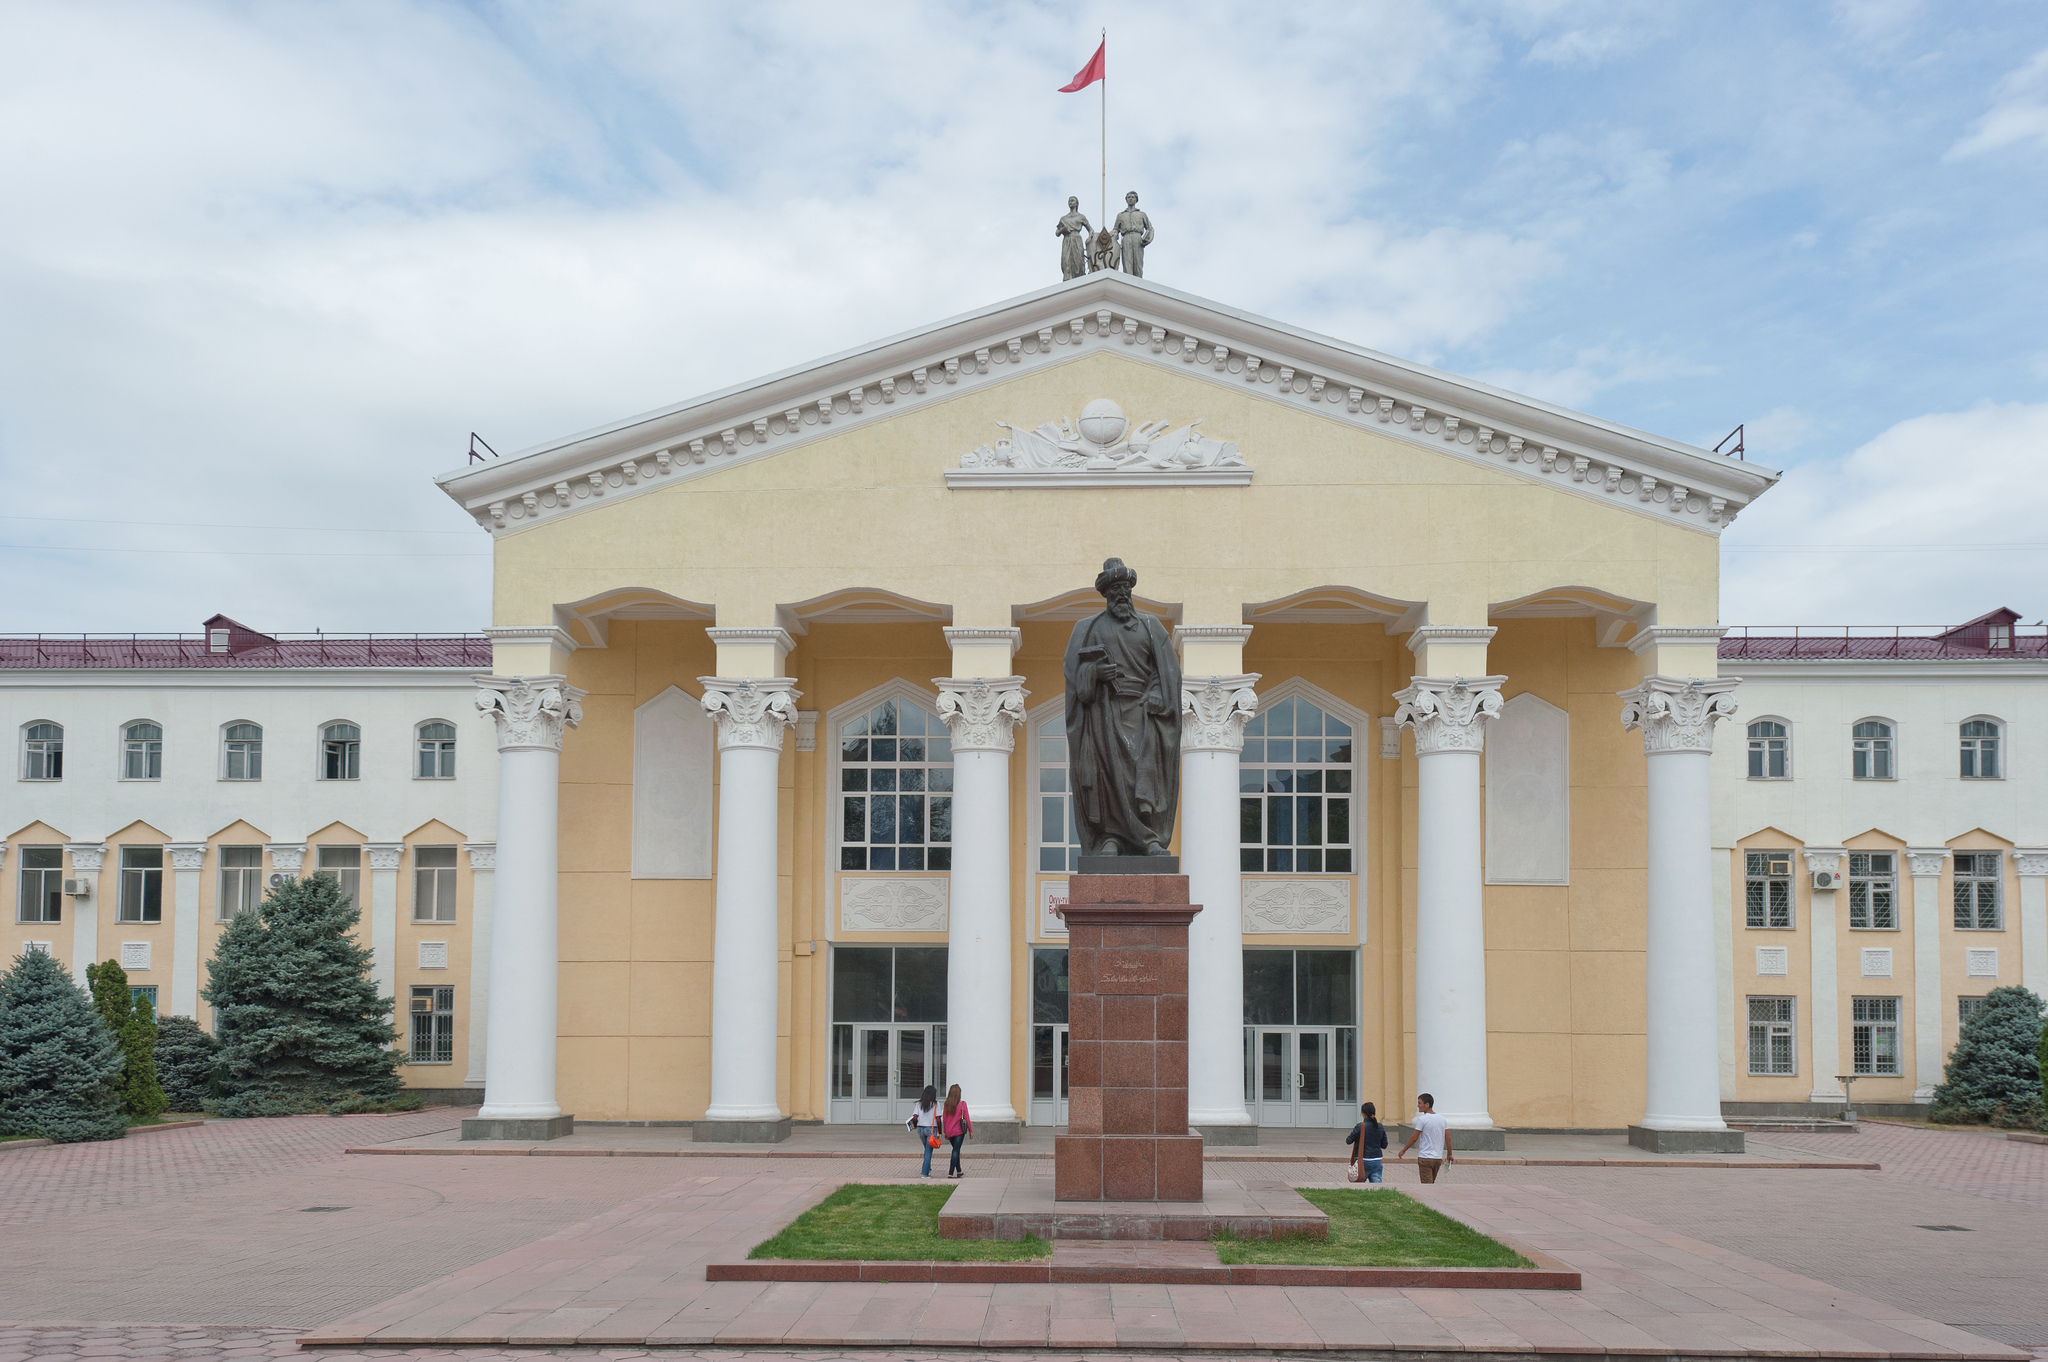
[1095,557,1137,594]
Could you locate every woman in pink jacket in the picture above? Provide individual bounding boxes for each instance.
[940,1083,973,1178]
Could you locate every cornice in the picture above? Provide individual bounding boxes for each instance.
[942,626,1022,656]
[436,274,1778,541]
[705,626,798,655]
[1405,625,1497,657]
[1625,625,1730,656]
[484,625,578,654]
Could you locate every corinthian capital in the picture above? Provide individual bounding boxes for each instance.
[1180,674,1261,753]
[698,677,801,751]
[933,676,1028,753]
[1392,676,1505,755]
[476,675,586,752]
[1618,675,1739,755]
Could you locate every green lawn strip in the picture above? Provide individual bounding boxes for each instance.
[1213,1188,1531,1268]
[748,1183,1050,1262]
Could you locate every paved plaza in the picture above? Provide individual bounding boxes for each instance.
[0,1112,2043,1361]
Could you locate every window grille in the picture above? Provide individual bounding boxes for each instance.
[223,723,263,780]
[839,698,951,870]
[416,722,456,779]
[1239,697,1355,873]
[1747,720,1788,779]
[315,845,361,907]
[320,722,361,780]
[409,985,455,1063]
[17,846,62,924]
[1852,721,1893,780]
[1036,717,1082,871]
[1747,996,1796,1074]
[1952,852,2002,929]
[1959,720,2000,779]
[1745,850,1794,928]
[118,846,163,923]
[1847,852,1895,929]
[1851,996,1899,1074]
[23,722,63,780]
[413,846,457,922]
[217,846,261,920]
[123,722,163,780]
[1957,995,1985,1026]
[129,984,158,1017]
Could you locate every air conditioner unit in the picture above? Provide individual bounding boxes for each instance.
[1763,856,1791,877]
[268,872,296,888]
[410,996,431,1013]
[1811,869,1839,890]
[62,878,92,898]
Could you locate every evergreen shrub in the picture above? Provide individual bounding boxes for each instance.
[153,1014,221,1112]
[0,948,128,1143]
[1930,984,2045,1127]
[204,874,402,1116]
[87,959,168,1123]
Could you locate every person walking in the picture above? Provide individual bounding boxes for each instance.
[1395,1092,1452,1183]
[1346,1101,1389,1184]
[940,1083,973,1178]
[907,1085,940,1177]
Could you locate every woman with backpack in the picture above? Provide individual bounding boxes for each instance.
[940,1083,973,1178]
[1346,1101,1389,1184]
[907,1085,941,1177]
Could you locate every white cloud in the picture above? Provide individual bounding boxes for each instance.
[1948,48,2048,158]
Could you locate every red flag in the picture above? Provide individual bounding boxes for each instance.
[1059,40,1105,92]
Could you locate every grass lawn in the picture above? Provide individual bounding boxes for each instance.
[749,1184,1050,1262]
[0,1133,39,1143]
[1214,1188,1531,1268]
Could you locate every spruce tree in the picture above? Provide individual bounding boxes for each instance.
[86,959,168,1122]
[203,873,402,1116]
[0,948,128,1143]
[153,1013,221,1112]
[1931,984,2045,1122]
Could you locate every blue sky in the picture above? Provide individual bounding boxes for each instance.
[2,0,2045,631]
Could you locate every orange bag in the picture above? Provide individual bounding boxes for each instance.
[928,1134,941,1149]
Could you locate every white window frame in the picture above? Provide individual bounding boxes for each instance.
[1747,995,1797,1075]
[318,720,361,781]
[315,844,362,907]
[221,721,263,782]
[412,845,458,923]
[415,720,457,780]
[17,845,64,924]
[1959,716,2003,780]
[1952,851,2003,930]
[1957,995,1985,1026]
[21,721,63,781]
[1744,849,1795,929]
[1850,996,1900,1075]
[1240,678,1364,877]
[217,845,262,921]
[1851,718,1895,781]
[1747,718,1791,780]
[408,984,455,1064]
[1026,697,1081,873]
[120,720,163,781]
[129,983,159,1017]
[827,680,954,875]
[118,845,164,923]
[1847,851,1897,930]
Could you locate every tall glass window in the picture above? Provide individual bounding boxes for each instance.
[1851,996,1899,1074]
[1847,852,1895,929]
[1953,852,2002,929]
[1036,717,1083,871]
[1239,948,1359,1106]
[217,846,262,920]
[316,845,361,906]
[1851,721,1892,780]
[223,723,262,781]
[23,722,63,780]
[320,723,361,780]
[1745,850,1794,928]
[1959,720,2000,779]
[1239,696,1354,873]
[17,847,62,923]
[1747,996,1796,1074]
[828,946,949,1100]
[1747,720,1788,779]
[123,722,163,780]
[413,846,457,922]
[417,722,456,779]
[119,846,163,923]
[1031,947,1070,1106]
[839,697,951,870]
[409,985,455,1063]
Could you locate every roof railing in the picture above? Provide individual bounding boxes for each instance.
[0,631,492,669]
[1719,624,2048,658]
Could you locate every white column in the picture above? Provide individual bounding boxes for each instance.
[1907,848,1949,1100]
[1618,677,1739,1130]
[700,676,800,1122]
[474,675,584,1122]
[64,843,107,989]
[2018,851,2048,1000]
[1181,673,1260,1130]
[934,674,1028,1124]
[1712,845,1738,1101]
[366,842,403,1019]
[1804,847,1845,1102]
[1394,675,1504,1131]
[463,842,496,1087]
[167,842,206,1018]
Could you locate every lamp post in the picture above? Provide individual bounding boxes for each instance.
[1834,1074,1860,1125]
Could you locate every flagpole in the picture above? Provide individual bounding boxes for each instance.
[1099,27,1106,238]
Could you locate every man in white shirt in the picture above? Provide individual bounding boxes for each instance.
[1395,1092,1452,1183]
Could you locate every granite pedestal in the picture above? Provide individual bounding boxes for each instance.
[459,1115,574,1141]
[1627,1124,1746,1153]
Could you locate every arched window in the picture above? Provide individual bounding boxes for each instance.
[1241,695,1355,873]
[839,697,951,870]
[223,722,263,781]
[22,722,63,781]
[1851,720,1893,780]
[416,721,456,779]
[1959,718,2001,780]
[320,722,361,780]
[122,722,163,780]
[1747,719,1789,780]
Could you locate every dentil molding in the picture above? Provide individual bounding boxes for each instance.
[840,877,950,933]
[1181,674,1261,753]
[698,677,801,751]
[1617,676,1739,755]
[476,674,587,753]
[933,676,1028,753]
[1243,877,1352,934]
[1404,625,1495,657]
[1393,676,1506,755]
[167,843,208,872]
[65,843,108,872]
[464,842,497,871]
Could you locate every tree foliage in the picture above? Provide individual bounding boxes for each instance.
[1931,984,2045,1125]
[0,948,127,1143]
[86,959,168,1122]
[203,874,401,1116]
[153,1013,221,1112]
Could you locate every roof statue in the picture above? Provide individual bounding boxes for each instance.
[1057,191,1152,279]
[1113,191,1153,278]
[1056,197,1093,281]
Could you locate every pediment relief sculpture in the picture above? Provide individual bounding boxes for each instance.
[949,399,1249,488]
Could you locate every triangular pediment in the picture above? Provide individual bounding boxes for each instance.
[439,274,1779,538]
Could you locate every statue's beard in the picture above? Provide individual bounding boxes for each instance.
[1107,596,1135,621]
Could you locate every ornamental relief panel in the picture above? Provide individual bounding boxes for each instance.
[1242,877,1352,935]
[839,876,949,934]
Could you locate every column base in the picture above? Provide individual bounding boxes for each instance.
[1393,1123,1506,1151]
[461,1114,574,1141]
[1628,1125,1745,1154]
[1195,1123,1259,1145]
[693,1117,793,1143]
[972,1120,1023,1144]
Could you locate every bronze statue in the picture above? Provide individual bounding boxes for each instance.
[1061,558,1181,858]
[1056,197,1093,281]
[1113,191,1153,277]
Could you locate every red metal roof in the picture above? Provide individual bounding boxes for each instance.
[0,633,492,670]
[1719,622,2047,661]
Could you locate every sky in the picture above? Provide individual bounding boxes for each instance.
[2,0,2045,634]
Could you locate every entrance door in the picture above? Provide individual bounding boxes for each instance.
[1029,1023,1070,1126]
[850,1024,947,1123]
[1294,1028,1333,1127]
[1256,1030,1295,1126]
[855,1026,894,1122]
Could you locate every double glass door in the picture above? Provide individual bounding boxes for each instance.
[1029,1023,1070,1126]
[851,1024,947,1123]
[1247,1027,1336,1127]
